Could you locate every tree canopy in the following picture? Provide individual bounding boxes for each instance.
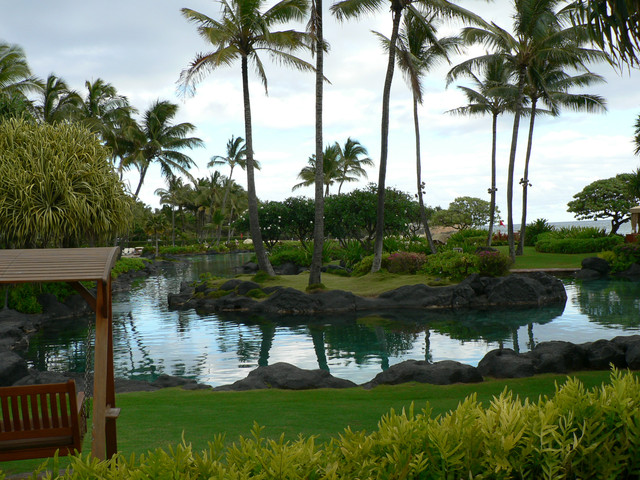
[567,174,638,234]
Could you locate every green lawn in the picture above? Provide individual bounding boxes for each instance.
[496,246,592,269]
[0,371,620,476]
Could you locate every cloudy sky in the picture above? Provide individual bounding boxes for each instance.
[2,0,639,222]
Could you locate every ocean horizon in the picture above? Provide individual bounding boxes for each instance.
[492,219,634,236]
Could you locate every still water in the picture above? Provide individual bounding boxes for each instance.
[25,254,640,387]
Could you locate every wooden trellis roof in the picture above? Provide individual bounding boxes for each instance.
[0,247,119,284]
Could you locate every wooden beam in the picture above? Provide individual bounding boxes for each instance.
[91,280,107,460]
[68,282,96,313]
[105,278,118,459]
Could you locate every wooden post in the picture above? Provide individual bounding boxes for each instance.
[91,280,108,459]
[105,277,118,458]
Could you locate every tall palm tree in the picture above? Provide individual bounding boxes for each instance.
[155,177,186,247]
[378,11,460,254]
[447,56,514,246]
[335,137,374,194]
[130,99,203,199]
[209,135,260,244]
[308,0,327,286]
[180,0,314,276]
[293,143,342,195]
[516,66,606,254]
[332,0,482,272]
[459,0,606,261]
[34,74,83,124]
[635,114,640,156]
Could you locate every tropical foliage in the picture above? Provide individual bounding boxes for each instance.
[0,118,132,248]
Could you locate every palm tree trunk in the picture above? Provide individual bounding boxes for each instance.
[487,112,498,246]
[309,0,325,286]
[241,55,275,276]
[507,69,526,262]
[517,100,537,255]
[413,92,436,254]
[171,207,175,247]
[216,166,235,246]
[372,2,403,272]
[133,162,150,199]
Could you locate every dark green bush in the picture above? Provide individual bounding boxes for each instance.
[351,254,390,276]
[111,257,149,279]
[535,236,623,253]
[421,250,478,280]
[447,228,489,251]
[269,245,310,267]
[476,250,512,277]
[524,218,554,246]
[382,251,427,274]
[338,240,370,269]
[606,243,640,272]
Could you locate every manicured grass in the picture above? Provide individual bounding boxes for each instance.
[495,246,592,269]
[0,371,620,476]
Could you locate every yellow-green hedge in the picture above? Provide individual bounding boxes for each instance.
[7,370,640,479]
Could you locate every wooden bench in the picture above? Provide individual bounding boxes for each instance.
[0,380,85,461]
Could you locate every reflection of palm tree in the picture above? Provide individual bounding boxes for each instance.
[258,323,276,367]
[527,323,535,350]
[424,327,432,362]
[309,325,329,371]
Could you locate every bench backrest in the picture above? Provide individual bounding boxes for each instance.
[0,380,83,461]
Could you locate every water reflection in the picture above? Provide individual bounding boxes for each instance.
[22,255,640,387]
[572,279,640,329]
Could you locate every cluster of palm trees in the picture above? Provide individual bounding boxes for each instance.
[0,43,202,202]
[177,0,632,281]
[293,138,374,196]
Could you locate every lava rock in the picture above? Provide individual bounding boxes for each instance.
[478,348,536,378]
[213,362,357,391]
[581,339,627,369]
[0,350,29,386]
[363,360,482,389]
[528,341,588,373]
[581,257,611,275]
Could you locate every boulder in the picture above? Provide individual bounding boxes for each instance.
[478,348,536,378]
[219,279,244,291]
[616,263,640,280]
[611,335,640,369]
[575,268,605,280]
[581,339,627,369]
[528,341,588,373]
[274,262,300,276]
[213,362,356,391]
[235,281,262,295]
[581,257,610,275]
[152,374,211,390]
[0,350,29,386]
[363,360,482,389]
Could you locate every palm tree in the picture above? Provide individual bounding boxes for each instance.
[130,100,203,199]
[180,0,314,276]
[293,143,342,195]
[634,114,640,156]
[565,0,639,66]
[34,74,83,124]
[308,0,327,286]
[378,12,459,254]
[209,135,260,244]
[335,137,374,194]
[0,42,40,119]
[447,56,514,246]
[459,0,606,261]
[332,0,481,273]
[516,66,607,254]
[155,177,186,247]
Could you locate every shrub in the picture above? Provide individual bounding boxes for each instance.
[269,245,310,267]
[421,250,478,280]
[383,251,427,274]
[535,236,623,254]
[339,240,370,269]
[19,370,640,479]
[476,250,512,277]
[111,257,149,279]
[351,254,390,276]
[524,218,554,246]
[447,228,489,251]
[606,243,640,272]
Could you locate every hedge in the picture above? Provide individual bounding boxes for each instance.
[11,370,640,479]
[535,236,623,254]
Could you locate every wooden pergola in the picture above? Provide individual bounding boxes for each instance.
[0,247,120,460]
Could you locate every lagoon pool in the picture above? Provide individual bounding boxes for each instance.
[26,255,640,387]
